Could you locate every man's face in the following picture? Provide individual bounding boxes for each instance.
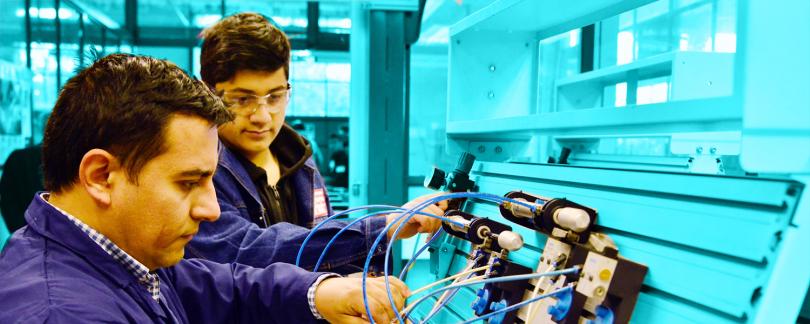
[110,114,220,269]
[215,69,288,159]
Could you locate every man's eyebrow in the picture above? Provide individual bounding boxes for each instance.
[228,88,257,94]
[227,85,286,95]
[266,85,287,93]
[176,169,215,178]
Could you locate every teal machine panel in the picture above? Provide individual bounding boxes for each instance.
[409,162,806,323]
[405,0,810,323]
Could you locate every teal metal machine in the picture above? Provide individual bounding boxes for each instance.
[404,0,810,323]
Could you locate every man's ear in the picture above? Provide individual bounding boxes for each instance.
[77,149,121,206]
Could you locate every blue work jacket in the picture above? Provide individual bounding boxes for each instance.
[185,143,389,272]
[0,194,326,323]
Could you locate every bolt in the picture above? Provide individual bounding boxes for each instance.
[696,146,703,154]
[595,286,606,297]
[488,91,495,99]
[478,145,486,153]
[710,147,717,155]
[707,81,713,86]
[495,146,503,154]
[441,247,448,252]
[489,64,496,72]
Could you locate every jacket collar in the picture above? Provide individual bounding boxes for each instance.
[218,141,263,206]
[216,124,315,201]
[24,193,142,289]
[270,124,313,179]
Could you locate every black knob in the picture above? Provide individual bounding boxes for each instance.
[455,152,476,174]
[424,167,447,190]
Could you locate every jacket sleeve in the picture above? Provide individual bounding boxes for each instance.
[166,259,327,324]
[185,190,389,271]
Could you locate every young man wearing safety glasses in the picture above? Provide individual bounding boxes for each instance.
[187,12,445,273]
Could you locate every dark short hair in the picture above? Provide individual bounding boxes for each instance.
[200,12,291,87]
[42,53,233,192]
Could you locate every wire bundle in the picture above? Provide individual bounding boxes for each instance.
[295,192,573,323]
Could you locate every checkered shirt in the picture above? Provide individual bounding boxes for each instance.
[308,273,341,320]
[42,194,161,301]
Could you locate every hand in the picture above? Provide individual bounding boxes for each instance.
[314,276,411,324]
[386,192,448,241]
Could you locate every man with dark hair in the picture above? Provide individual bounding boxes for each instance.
[191,12,445,271]
[0,54,410,323]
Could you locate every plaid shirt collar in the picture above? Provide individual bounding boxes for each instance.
[41,193,161,301]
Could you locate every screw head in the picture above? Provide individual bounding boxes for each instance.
[599,269,611,281]
[489,65,496,72]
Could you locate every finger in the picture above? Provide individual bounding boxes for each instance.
[429,216,444,233]
[385,276,410,295]
[369,278,406,321]
[435,199,448,211]
[366,288,394,324]
[415,214,442,234]
[371,283,406,319]
[368,278,407,302]
[361,293,389,324]
[410,206,442,226]
[422,204,444,217]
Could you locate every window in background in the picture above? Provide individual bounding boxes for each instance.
[601,0,736,106]
[288,53,350,117]
[30,0,58,112]
[1,0,27,66]
[134,46,191,75]
[0,0,31,162]
[318,2,351,34]
[105,34,121,56]
[192,46,202,79]
[539,30,582,113]
[83,15,104,60]
[59,5,81,87]
[405,1,495,201]
[223,1,308,47]
[75,0,126,28]
[407,50,455,180]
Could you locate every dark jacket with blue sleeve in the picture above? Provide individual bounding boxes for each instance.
[185,126,389,272]
[0,195,327,323]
